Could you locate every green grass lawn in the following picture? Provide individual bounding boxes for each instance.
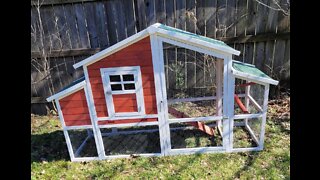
[31,97,290,179]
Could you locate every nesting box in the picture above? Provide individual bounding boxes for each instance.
[47,23,278,161]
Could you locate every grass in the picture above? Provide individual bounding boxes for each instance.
[31,97,290,179]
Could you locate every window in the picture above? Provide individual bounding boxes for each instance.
[100,66,145,117]
[109,74,136,92]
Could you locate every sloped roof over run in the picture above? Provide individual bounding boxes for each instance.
[73,23,240,69]
[46,76,86,102]
[231,61,279,85]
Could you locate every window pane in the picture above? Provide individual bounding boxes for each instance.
[122,74,134,81]
[110,75,121,82]
[124,83,135,90]
[111,84,122,91]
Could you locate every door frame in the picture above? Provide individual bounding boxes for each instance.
[100,66,145,118]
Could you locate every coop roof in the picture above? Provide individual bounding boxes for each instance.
[46,76,86,102]
[231,61,279,85]
[73,23,240,69]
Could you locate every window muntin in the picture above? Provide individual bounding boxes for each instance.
[109,74,136,92]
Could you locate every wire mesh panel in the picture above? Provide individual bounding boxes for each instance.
[169,121,222,149]
[168,100,216,118]
[68,129,98,158]
[233,118,262,148]
[100,125,161,156]
[162,42,221,99]
[234,78,265,115]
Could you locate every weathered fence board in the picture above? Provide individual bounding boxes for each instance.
[123,0,137,37]
[64,3,81,49]
[205,0,217,38]
[53,5,72,50]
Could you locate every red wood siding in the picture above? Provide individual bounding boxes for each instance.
[98,118,157,125]
[113,93,138,112]
[60,89,92,126]
[87,37,158,120]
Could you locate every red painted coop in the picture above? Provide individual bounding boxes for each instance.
[47,23,278,161]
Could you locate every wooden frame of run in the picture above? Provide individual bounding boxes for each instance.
[46,23,278,161]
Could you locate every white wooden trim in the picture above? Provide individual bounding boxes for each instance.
[64,125,93,130]
[72,157,101,162]
[83,66,106,159]
[234,113,263,119]
[109,90,136,95]
[154,28,240,55]
[245,124,260,146]
[98,114,158,121]
[231,147,261,153]
[232,67,279,85]
[100,68,114,116]
[222,54,235,152]
[227,59,235,151]
[100,66,145,117]
[150,35,172,156]
[73,29,150,69]
[101,128,160,136]
[55,100,75,160]
[157,38,172,154]
[222,55,230,151]
[101,153,162,160]
[248,94,263,112]
[46,81,86,102]
[169,116,223,123]
[157,36,228,60]
[259,84,270,149]
[168,147,225,155]
[98,121,159,128]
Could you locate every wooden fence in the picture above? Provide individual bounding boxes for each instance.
[31,0,290,114]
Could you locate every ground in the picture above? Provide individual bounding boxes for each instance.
[31,97,290,179]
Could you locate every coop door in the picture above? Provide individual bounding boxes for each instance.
[101,66,145,117]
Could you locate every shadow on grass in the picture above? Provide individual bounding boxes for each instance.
[233,151,259,178]
[31,130,69,163]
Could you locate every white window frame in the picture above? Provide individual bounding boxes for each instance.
[100,66,145,118]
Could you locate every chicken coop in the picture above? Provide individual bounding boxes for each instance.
[46,23,278,161]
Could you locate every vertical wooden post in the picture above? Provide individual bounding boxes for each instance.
[222,55,235,152]
[150,34,171,156]
[215,59,223,134]
[259,84,270,149]
[83,67,106,159]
